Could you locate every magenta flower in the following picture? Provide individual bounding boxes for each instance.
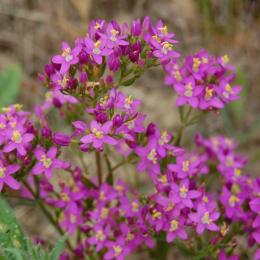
[52,42,81,74]
[104,23,129,48]
[85,36,112,64]
[168,153,201,178]
[32,146,67,179]
[4,127,34,156]
[189,203,219,234]
[59,202,82,234]
[0,161,20,191]
[174,77,203,108]
[170,179,201,208]
[135,139,160,175]
[80,120,117,150]
[166,217,187,242]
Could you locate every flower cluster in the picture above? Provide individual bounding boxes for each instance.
[0,17,257,260]
[165,50,241,109]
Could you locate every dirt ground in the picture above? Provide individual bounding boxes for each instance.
[0,0,260,255]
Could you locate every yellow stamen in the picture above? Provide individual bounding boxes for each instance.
[169,220,179,232]
[95,230,106,241]
[92,128,104,139]
[228,195,240,207]
[182,161,190,172]
[101,207,109,219]
[12,130,22,143]
[201,212,212,224]
[0,167,6,179]
[180,186,188,198]
[205,87,214,100]
[147,149,157,164]
[184,83,193,97]
[113,245,122,256]
[40,155,52,169]
[192,58,201,72]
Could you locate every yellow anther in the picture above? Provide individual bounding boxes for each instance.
[12,130,22,143]
[152,209,162,219]
[205,87,214,100]
[180,186,188,198]
[147,149,157,164]
[182,161,190,172]
[40,155,52,169]
[70,214,77,224]
[60,192,70,202]
[0,123,6,129]
[0,167,6,179]
[169,220,179,231]
[92,128,104,139]
[192,58,201,72]
[159,131,169,145]
[228,195,240,207]
[162,41,173,54]
[132,202,139,212]
[159,25,168,35]
[101,207,109,219]
[222,55,229,65]
[95,230,106,241]
[201,212,212,224]
[113,245,122,256]
[124,95,133,108]
[184,83,193,97]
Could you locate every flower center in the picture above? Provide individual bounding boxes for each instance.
[110,29,119,41]
[0,167,6,179]
[124,95,133,109]
[131,201,139,212]
[158,25,168,35]
[65,54,73,62]
[205,87,214,100]
[184,83,193,97]
[92,128,104,139]
[182,161,190,172]
[201,212,212,224]
[40,155,52,169]
[192,58,201,72]
[152,209,162,219]
[12,130,22,143]
[95,230,105,241]
[221,55,229,65]
[159,131,169,145]
[113,245,122,256]
[93,40,101,54]
[101,207,109,219]
[0,123,6,129]
[228,195,240,207]
[169,220,179,231]
[147,149,157,164]
[180,186,188,198]
[162,41,173,54]
[62,48,71,57]
[60,192,70,202]
[70,214,77,224]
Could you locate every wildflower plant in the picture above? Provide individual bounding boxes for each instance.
[0,17,259,260]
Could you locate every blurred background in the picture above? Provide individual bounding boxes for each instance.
[0,0,260,247]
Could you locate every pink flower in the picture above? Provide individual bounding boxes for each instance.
[80,120,117,150]
[0,161,20,191]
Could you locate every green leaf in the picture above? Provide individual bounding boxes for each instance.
[0,195,27,253]
[50,235,67,260]
[0,66,22,108]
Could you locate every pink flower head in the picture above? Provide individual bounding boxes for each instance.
[189,203,219,234]
[80,120,117,150]
[0,160,20,191]
[52,42,81,74]
[85,36,112,64]
[32,146,68,179]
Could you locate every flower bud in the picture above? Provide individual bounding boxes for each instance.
[146,123,156,137]
[95,112,108,124]
[53,132,71,146]
[41,126,52,138]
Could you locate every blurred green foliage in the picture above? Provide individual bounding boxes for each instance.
[0,66,21,108]
[0,196,65,260]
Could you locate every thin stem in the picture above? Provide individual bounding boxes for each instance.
[174,107,193,146]
[22,180,74,253]
[95,151,102,186]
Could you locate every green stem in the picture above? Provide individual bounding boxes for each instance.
[95,151,102,186]
[22,180,74,253]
